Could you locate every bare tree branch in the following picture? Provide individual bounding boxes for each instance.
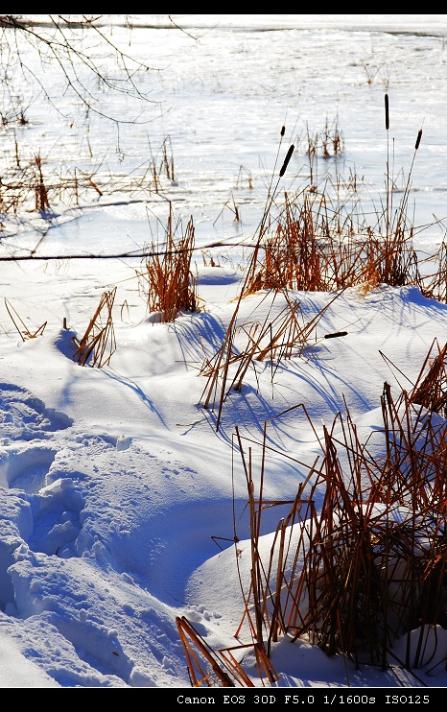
[0,14,160,125]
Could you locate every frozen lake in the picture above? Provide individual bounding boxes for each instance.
[2,14,447,258]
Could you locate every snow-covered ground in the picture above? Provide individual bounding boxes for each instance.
[1,14,447,688]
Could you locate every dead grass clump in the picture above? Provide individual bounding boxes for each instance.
[245,207,421,298]
[373,108,423,288]
[244,195,328,294]
[302,116,344,161]
[243,162,422,298]
[322,116,343,159]
[201,291,340,431]
[0,149,107,218]
[241,99,423,298]
[143,213,198,323]
[362,228,419,290]
[0,133,179,220]
[293,389,447,667]
[73,287,117,367]
[180,369,447,685]
[232,390,447,674]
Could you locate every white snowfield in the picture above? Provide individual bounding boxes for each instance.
[0,13,447,688]
[1,284,446,688]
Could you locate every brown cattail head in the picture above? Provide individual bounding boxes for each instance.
[280,125,285,137]
[279,145,295,178]
[385,94,389,131]
[415,129,423,150]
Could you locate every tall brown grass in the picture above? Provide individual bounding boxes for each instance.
[243,189,423,297]
[180,349,447,684]
[143,212,198,322]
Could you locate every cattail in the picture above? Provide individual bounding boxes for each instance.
[415,129,422,150]
[279,144,295,178]
[324,331,348,340]
[384,94,389,131]
[280,125,285,137]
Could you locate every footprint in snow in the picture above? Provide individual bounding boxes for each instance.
[27,478,85,558]
[0,383,72,444]
[0,446,56,493]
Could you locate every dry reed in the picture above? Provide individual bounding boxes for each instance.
[4,298,47,340]
[180,360,447,685]
[73,287,117,367]
[143,212,198,323]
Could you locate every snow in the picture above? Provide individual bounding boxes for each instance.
[1,283,446,687]
[0,633,58,687]
[0,12,447,688]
